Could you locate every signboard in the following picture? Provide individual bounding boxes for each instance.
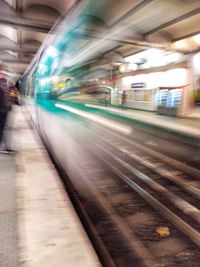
[131,82,146,88]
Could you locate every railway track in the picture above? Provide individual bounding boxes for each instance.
[50,113,200,267]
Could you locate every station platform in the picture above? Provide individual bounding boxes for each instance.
[0,106,102,267]
[86,104,200,140]
[116,107,200,139]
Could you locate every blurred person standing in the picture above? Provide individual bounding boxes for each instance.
[0,78,12,151]
[104,92,110,106]
[121,90,127,109]
[9,84,19,105]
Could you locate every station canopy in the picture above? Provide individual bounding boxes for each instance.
[0,0,200,79]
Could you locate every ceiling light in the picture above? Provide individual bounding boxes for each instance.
[193,34,200,46]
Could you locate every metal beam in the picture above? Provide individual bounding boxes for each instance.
[117,60,187,79]
[0,45,38,54]
[0,13,52,33]
[1,0,15,10]
[111,0,154,27]
[101,45,123,57]
[2,59,30,64]
[122,49,146,58]
[172,30,200,42]
[69,30,169,50]
[145,8,200,36]
[1,59,29,73]
[16,0,23,12]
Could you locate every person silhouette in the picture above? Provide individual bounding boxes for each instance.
[104,92,110,106]
[121,90,127,109]
[0,78,12,151]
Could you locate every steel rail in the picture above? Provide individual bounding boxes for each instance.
[65,144,157,267]
[119,148,200,201]
[95,143,200,225]
[91,126,200,199]
[93,143,200,248]
[95,124,200,180]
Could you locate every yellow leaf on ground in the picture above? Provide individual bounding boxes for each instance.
[156,226,170,237]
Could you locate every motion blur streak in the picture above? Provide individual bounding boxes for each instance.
[85,104,133,115]
[55,103,132,135]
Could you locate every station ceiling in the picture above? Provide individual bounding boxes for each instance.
[0,0,200,75]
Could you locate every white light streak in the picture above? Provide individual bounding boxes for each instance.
[85,104,128,115]
[55,103,132,135]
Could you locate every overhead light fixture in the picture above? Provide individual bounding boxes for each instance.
[193,52,200,72]
[193,34,200,46]
[173,40,188,50]
[45,46,59,58]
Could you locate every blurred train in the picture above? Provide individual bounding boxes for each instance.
[19,0,193,119]
[19,0,194,174]
[19,1,123,106]
[18,1,136,173]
